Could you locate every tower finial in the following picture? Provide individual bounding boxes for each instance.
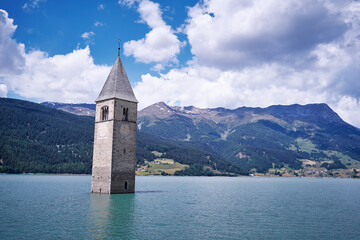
[118,40,121,56]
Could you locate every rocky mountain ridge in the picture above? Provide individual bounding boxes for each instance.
[137,101,360,174]
[45,100,351,131]
[138,101,346,130]
[41,102,96,116]
[41,100,360,175]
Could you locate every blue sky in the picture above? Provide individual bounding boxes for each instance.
[0,0,195,86]
[0,0,360,127]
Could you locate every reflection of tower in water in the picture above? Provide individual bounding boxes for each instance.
[88,194,135,239]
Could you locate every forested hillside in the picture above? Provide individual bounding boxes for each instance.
[0,98,94,173]
[2,98,360,177]
[0,98,240,175]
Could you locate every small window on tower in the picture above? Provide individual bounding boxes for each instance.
[124,181,128,190]
[101,106,109,121]
[123,107,129,121]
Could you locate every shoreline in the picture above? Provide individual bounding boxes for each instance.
[1,172,358,179]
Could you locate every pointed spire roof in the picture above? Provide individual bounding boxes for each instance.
[96,56,138,103]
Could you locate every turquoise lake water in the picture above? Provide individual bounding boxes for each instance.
[1,175,360,240]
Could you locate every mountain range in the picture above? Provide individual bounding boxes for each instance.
[40,100,360,176]
[137,102,360,174]
[1,98,359,176]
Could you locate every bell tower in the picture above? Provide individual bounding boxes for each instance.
[91,50,138,194]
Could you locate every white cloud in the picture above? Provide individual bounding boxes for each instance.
[94,21,103,27]
[118,0,138,7]
[0,10,26,76]
[0,84,7,97]
[124,26,180,64]
[151,63,164,72]
[123,0,181,69]
[185,0,348,70]
[134,64,326,110]
[81,31,95,39]
[332,96,360,129]
[4,46,111,103]
[136,0,165,28]
[81,31,95,45]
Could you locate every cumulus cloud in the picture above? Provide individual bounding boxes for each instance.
[3,46,110,103]
[0,10,110,103]
[0,10,26,76]
[134,64,327,110]
[332,96,360,128]
[123,0,181,70]
[134,0,360,128]
[0,84,7,97]
[185,0,348,70]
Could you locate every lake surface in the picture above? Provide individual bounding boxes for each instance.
[1,175,360,240]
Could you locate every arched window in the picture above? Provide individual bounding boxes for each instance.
[123,107,129,121]
[124,181,128,190]
[101,106,109,121]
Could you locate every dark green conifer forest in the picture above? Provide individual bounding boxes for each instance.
[0,98,241,175]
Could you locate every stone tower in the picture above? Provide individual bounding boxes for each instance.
[91,54,138,194]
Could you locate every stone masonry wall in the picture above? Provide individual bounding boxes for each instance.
[111,99,137,193]
[91,98,137,194]
[91,100,114,194]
